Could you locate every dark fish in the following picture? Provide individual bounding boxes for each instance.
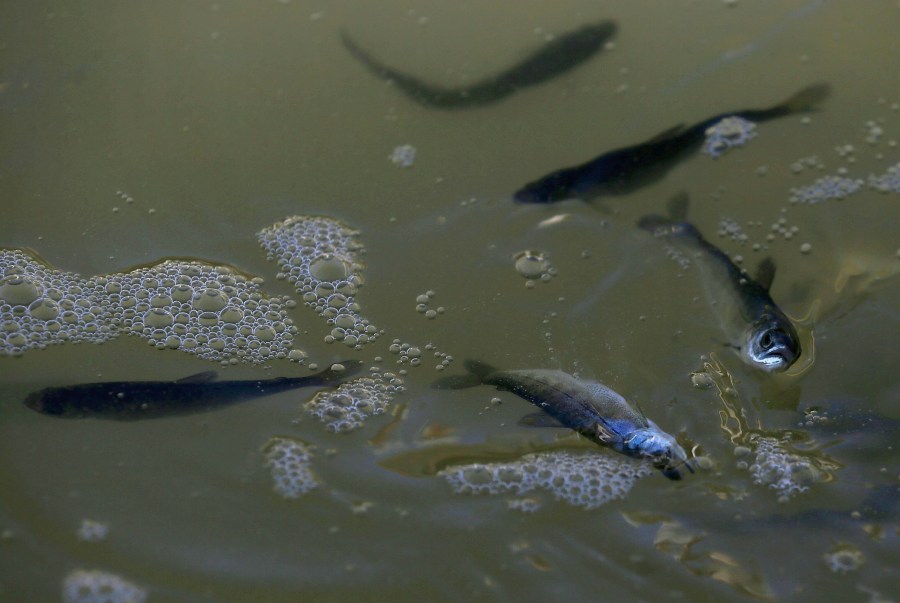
[341,21,618,109]
[435,359,692,479]
[639,194,801,372]
[24,361,363,421]
[514,83,830,203]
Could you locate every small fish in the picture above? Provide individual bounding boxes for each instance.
[24,361,363,420]
[514,83,830,203]
[435,359,692,479]
[639,194,801,372]
[341,21,618,109]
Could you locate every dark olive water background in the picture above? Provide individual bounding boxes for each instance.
[1,1,898,601]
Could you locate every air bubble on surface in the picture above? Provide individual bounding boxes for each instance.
[823,543,865,573]
[62,569,146,603]
[303,369,404,433]
[257,216,379,348]
[76,519,109,542]
[262,437,319,499]
[389,144,416,168]
[702,116,757,157]
[0,249,294,363]
[513,250,556,284]
[439,450,652,510]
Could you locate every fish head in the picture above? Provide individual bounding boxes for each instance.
[624,426,692,480]
[745,311,801,372]
[23,389,71,417]
[513,173,572,204]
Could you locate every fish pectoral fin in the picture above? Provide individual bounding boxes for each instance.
[175,371,218,384]
[756,257,777,291]
[518,413,566,429]
[593,422,618,443]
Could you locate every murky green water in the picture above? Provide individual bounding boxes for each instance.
[2,1,898,601]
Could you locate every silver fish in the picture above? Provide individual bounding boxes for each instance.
[639,193,802,372]
[435,359,693,479]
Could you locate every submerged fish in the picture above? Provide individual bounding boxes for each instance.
[341,21,618,109]
[24,361,363,421]
[639,194,801,372]
[435,359,692,479]
[514,83,830,203]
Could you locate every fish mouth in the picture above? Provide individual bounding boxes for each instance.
[752,346,797,372]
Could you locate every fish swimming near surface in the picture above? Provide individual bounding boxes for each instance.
[639,194,802,373]
[435,359,693,479]
[24,361,363,421]
[514,83,830,204]
[340,21,618,109]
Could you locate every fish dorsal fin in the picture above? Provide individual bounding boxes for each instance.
[646,123,686,144]
[518,412,566,428]
[176,371,218,384]
[756,258,776,291]
[666,192,690,221]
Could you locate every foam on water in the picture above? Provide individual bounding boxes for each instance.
[262,436,319,499]
[303,367,404,433]
[258,216,380,348]
[62,570,146,603]
[439,450,652,510]
[702,116,757,158]
[0,249,295,362]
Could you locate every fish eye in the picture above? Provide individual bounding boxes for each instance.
[760,330,777,349]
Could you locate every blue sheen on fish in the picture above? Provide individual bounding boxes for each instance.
[435,360,693,480]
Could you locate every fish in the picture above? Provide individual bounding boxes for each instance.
[639,193,802,372]
[514,83,830,204]
[24,361,363,421]
[434,359,693,479]
[340,21,618,109]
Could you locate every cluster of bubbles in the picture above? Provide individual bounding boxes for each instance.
[717,218,749,244]
[262,436,319,499]
[513,250,557,288]
[0,249,295,363]
[789,155,825,174]
[390,144,417,168]
[822,543,865,574]
[76,519,109,543]
[868,161,900,193]
[702,116,757,158]
[789,162,900,203]
[414,290,445,320]
[744,434,827,502]
[62,570,145,603]
[303,367,404,432]
[258,216,380,349]
[438,450,652,510]
[789,175,865,204]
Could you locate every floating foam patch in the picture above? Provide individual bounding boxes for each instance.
[258,216,380,348]
[789,175,865,204]
[62,569,146,603]
[262,436,319,499]
[0,249,295,362]
[702,116,757,158]
[746,433,830,502]
[439,450,652,510]
[304,368,404,433]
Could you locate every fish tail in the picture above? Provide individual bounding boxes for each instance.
[432,359,497,389]
[780,83,831,114]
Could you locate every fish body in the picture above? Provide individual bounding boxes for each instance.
[24,361,362,420]
[639,194,801,372]
[514,83,830,203]
[341,21,617,109]
[436,360,692,479]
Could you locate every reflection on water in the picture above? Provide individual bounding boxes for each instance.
[1,1,898,601]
